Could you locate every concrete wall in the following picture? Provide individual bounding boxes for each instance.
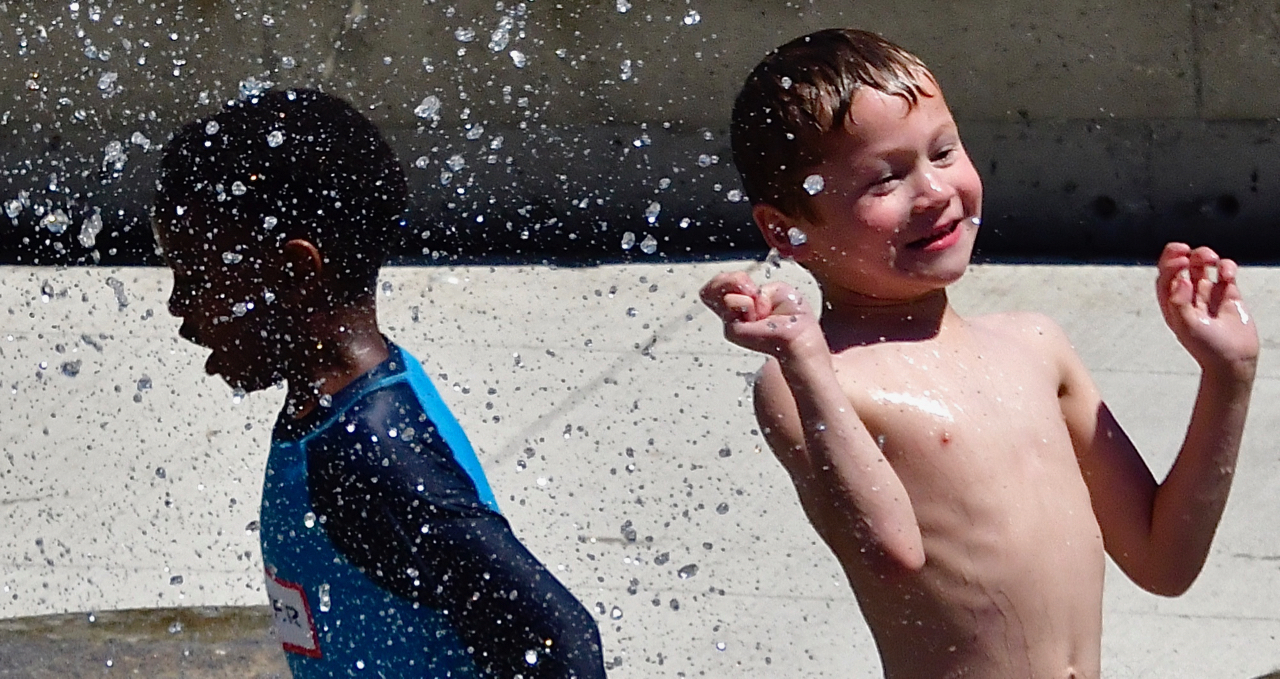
[3,262,1280,677]
[2,0,1280,265]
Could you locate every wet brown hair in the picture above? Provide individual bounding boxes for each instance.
[731,29,935,221]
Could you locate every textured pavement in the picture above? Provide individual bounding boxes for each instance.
[2,261,1280,678]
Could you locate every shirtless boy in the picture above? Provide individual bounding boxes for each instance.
[702,29,1257,678]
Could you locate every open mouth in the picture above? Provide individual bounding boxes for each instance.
[906,220,961,250]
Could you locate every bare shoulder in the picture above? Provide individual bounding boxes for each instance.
[967,310,1074,354]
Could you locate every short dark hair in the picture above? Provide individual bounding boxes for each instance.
[155,88,407,299]
[731,29,934,221]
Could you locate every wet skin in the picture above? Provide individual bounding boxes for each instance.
[705,85,1258,679]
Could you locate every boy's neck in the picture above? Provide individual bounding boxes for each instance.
[818,285,955,350]
[283,301,389,420]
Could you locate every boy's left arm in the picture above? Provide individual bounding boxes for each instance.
[1056,243,1258,597]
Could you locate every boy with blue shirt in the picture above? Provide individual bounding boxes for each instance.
[154,88,604,679]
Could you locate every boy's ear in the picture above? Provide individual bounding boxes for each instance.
[282,239,324,291]
[752,203,807,260]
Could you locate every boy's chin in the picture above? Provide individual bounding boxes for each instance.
[206,353,280,394]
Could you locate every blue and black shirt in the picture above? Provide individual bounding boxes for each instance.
[260,343,604,678]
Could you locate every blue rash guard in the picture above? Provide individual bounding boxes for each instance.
[260,343,604,679]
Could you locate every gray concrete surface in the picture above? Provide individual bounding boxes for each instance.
[1,261,1279,677]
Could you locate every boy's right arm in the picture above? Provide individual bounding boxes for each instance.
[702,272,924,574]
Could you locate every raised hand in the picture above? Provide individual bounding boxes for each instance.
[1155,243,1259,377]
[700,271,825,358]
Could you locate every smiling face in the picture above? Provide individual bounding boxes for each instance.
[762,84,983,303]
[155,215,294,393]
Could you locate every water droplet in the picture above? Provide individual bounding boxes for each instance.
[303,512,316,528]
[616,0,631,12]
[244,520,260,534]
[715,641,727,651]
[237,76,273,99]
[5,200,22,219]
[970,216,982,227]
[355,659,365,670]
[620,59,633,81]
[204,120,220,135]
[509,50,527,68]
[167,621,183,634]
[644,201,661,224]
[261,13,275,26]
[222,251,243,264]
[280,55,296,69]
[715,502,729,514]
[229,180,246,196]
[677,564,698,579]
[465,124,485,140]
[620,231,636,250]
[96,71,118,92]
[654,552,670,565]
[266,130,285,147]
[488,28,510,52]
[524,649,539,665]
[787,227,807,246]
[78,210,103,248]
[169,575,183,586]
[454,27,476,42]
[726,189,743,203]
[102,140,127,172]
[682,10,701,25]
[318,583,331,612]
[231,388,246,404]
[40,210,70,235]
[640,234,658,254]
[263,216,277,230]
[231,301,250,317]
[414,95,441,120]
[626,307,638,317]
[610,606,623,619]
[781,76,793,89]
[803,174,825,195]
[696,154,713,168]
[318,394,333,408]
[136,375,152,391]
[446,154,466,171]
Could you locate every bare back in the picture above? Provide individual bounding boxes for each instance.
[756,310,1104,679]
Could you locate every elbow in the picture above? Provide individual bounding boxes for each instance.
[1133,565,1200,598]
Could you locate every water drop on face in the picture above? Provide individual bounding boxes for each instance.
[803,174,825,195]
[787,227,807,247]
[414,95,441,119]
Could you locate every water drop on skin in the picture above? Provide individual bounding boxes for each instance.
[787,227,807,247]
[802,174,824,195]
[1235,300,1250,324]
[969,216,982,227]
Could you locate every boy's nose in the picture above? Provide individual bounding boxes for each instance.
[911,171,954,213]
